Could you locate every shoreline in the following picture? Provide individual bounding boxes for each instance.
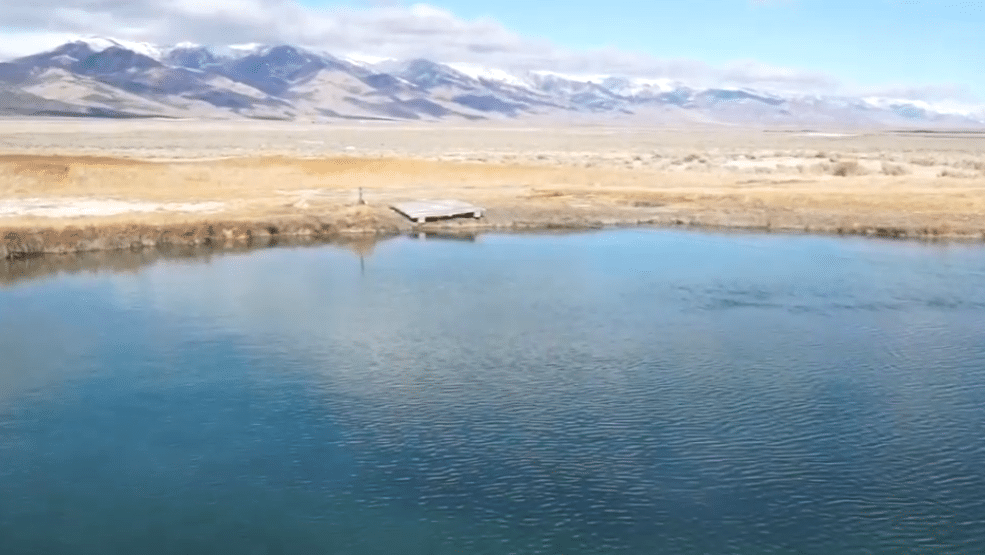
[4,216,983,290]
[3,208,984,262]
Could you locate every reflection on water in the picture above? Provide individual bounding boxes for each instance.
[2,230,985,554]
[0,233,403,287]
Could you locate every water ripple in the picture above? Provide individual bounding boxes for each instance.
[2,230,985,554]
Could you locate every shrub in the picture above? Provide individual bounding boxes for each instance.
[939,169,974,178]
[881,162,909,176]
[831,160,867,177]
[953,159,985,171]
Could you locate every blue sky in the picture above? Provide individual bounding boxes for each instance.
[318,0,984,98]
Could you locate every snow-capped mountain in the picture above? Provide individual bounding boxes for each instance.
[58,36,167,61]
[0,37,981,127]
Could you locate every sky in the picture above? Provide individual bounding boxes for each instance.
[388,0,983,97]
[0,0,981,101]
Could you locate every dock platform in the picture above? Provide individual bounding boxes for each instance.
[390,200,484,223]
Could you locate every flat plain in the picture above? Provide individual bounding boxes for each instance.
[1,118,984,257]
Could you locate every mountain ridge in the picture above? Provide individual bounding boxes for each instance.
[0,37,981,128]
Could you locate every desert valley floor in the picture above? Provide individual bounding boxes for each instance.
[1,118,984,258]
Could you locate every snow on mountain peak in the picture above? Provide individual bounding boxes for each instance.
[529,70,620,85]
[445,63,530,88]
[623,77,682,93]
[69,36,164,60]
[343,53,395,67]
[228,43,265,53]
[864,96,973,117]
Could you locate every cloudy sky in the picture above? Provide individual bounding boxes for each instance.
[0,0,981,100]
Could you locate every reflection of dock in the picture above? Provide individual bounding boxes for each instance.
[390,200,484,223]
[416,231,479,242]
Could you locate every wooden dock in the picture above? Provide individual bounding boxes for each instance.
[390,200,484,223]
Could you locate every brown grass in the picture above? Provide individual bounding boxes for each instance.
[2,121,985,248]
[2,152,984,233]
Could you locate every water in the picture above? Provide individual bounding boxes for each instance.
[2,230,985,554]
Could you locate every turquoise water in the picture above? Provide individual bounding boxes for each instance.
[2,230,985,554]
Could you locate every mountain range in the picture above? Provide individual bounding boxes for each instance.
[0,36,982,128]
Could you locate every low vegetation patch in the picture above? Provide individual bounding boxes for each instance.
[881,162,910,176]
[938,169,977,179]
[831,160,867,177]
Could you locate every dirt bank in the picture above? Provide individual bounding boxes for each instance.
[3,191,982,261]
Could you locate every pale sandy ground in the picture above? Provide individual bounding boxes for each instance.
[0,118,983,259]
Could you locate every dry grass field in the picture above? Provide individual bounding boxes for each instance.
[1,118,984,258]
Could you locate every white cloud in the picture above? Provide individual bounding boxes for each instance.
[0,0,973,101]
